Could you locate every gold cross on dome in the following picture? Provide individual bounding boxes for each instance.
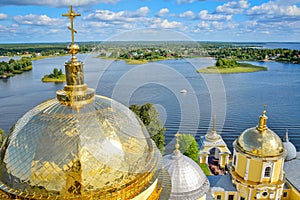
[175,132,180,151]
[263,104,267,115]
[62,5,81,44]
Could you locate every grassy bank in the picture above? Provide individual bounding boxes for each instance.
[98,56,176,65]
[42,74,66,82]
[31,54,67,61]
[197,63,267,74]
[199,163,212,176]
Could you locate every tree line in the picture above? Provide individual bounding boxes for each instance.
[0,43,95,57]
[0,57,32,76]
[210,47,300,64]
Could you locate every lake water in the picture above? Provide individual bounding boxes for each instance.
[0,54,300,151]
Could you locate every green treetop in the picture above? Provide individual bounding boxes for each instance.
[129,103,166,154]
[178,133,199,163]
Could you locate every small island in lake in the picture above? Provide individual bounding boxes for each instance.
[197,58,267,74]
[42,68,66,82]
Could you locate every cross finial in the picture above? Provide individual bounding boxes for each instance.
[174,132,180,154]
[212,114,217,132]
[263,104,267,115]
[285,129,289,142]
[62,5,81,44]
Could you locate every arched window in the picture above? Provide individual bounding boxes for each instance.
[264,166,271,177]
[233,155,237,166]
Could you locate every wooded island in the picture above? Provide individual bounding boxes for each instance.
[197,58,267,74]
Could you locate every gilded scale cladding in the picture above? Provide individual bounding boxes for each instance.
[234,106,285,158]
[0,6,167,199]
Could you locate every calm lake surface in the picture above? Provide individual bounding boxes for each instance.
[0,54,300,151]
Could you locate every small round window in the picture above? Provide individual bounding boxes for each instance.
[262,191,268,197]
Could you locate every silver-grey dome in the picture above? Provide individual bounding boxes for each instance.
[283,141,297,161]
[163,152,210,200]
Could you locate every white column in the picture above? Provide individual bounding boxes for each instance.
[219,154,223,167]
[244,158,250,181]
[270,162,275,183]
[248,188,253,200]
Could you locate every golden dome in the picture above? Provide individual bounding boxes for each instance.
[0,6,165,199]
[233,107,285,157]
[0,95,162,199]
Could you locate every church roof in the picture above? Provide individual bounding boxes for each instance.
[208,175,237,192]
[284,152,300,193]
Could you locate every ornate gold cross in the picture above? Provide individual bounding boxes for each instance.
[62,5,81,44]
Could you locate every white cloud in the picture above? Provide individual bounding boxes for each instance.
[136,6,150,17]
[0,13,8,20]
[197,21,210,29]
[247,1,300,20]
[48,29,60,33]
[177,0,205,4]
[276,0,300,5]
[212,21,223,30]
[84,6,150,22]
[0,0,118,7]
[13,14,62,26]
[88,21,111,28]
[262,30,270,35]
[199,10,232,21]
[177,0,195,3]
[85,10,125,21]
[216,0,249,14]
[179,10,196,19]
[156,8,169,17]
[150,18,182,29]
[161,19,182,28]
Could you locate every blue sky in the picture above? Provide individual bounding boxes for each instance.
[0,0,300,43]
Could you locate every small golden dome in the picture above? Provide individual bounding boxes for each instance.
[234,127,285,157]
[233,106,285,157]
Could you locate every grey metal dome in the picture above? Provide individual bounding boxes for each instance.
[163,151,210,200]
[283,142,297,161]
[283,130,297,161]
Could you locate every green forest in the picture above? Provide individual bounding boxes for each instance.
[0,57,32,78]
[210,47,300,63]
